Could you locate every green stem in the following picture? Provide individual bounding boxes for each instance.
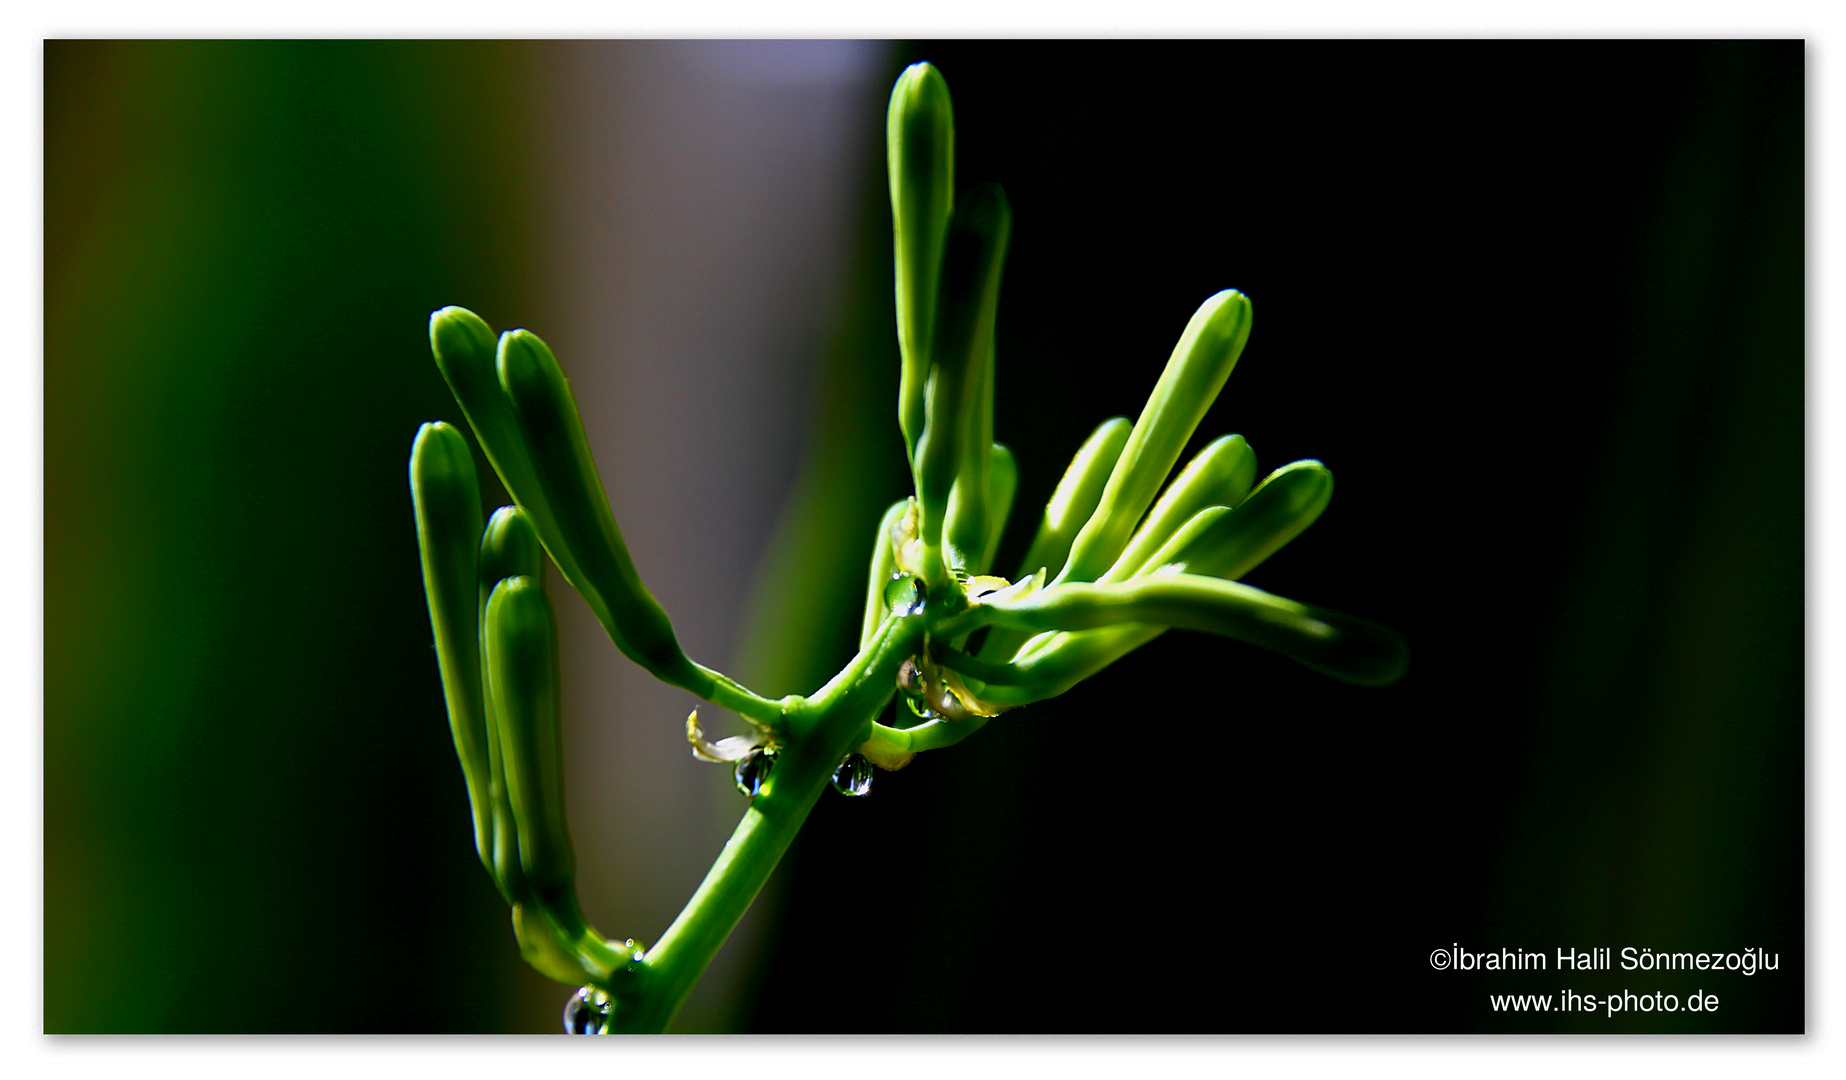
[606,612,923,1033]
[691,662,789,728]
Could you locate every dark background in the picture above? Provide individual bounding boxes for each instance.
[45,40,1802,1033]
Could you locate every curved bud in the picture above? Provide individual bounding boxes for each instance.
[914,183,1012,584]
[980,574,1408,687]
[408,421,493,875]
[888,60,956,459]
[1059,290,1253,583]
[496,328,698,689]
[429,308,576,577]
[1142,460,1334,581]
[1100,433,1257,584]
[485,575,576,907]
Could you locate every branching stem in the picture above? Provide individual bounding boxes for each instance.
[606,611,924,1032]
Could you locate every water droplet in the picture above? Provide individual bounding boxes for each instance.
[885,573,926,616]
[895,657,939,719]
[734,748,775,797]
[831,753,873,797]
[564,985,611,1034]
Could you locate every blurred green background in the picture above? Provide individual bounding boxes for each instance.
[45,40,1802,1033]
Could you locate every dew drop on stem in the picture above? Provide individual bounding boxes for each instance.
[734,748,774,798]
[885,572,926,616]
[830,753,874,797]
[564,985,611,1034]
[896,657,939,720]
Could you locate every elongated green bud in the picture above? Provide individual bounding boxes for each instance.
[429,308,581,581]
[946,437,1016,575]
[944,341,999,570]
[1143,460,1333,581]
[1015,417,1132,582]
[1099,434,1257,584]
[981,574,1407,687]
[985,419,1131,660]
[973,623,1166,707]
[888,61,956,459]
[861,499,910,648]
[979,443,1018,576]
[914,183,1012,583]
[1059,290,1253,584]
[409,421,493,874]
[945,252,1003,573]
[480,504,545,589]
[485,575,576,907]
[478,505,544,901]
[496,329,699,690]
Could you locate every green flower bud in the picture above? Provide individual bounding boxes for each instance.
[1059,290,1253,583]
[979,443,1018,576]
[974,623,1165,707]
[914,183,1012,584]
[888,61,956,459]
[480,503,546,588]
[946,440,1017,576]
[1099,433,1257,584]
[1142,460,1333,581]
[485,575,576,908]
[429,308,579,579]
[979,574,1408,687]
[1015,417,1132,582]
[496,328,698,690]
[984,418,1130,661]
[477,504,545,901]
[408,421,492,876]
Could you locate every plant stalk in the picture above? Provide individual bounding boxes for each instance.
[605,611,924,1032]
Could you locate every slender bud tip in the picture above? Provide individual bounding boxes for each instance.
[410,420,475,489]
[892,61,950,106]
[430,306,495,357]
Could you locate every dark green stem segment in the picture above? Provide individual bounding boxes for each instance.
[607,613,924,1033]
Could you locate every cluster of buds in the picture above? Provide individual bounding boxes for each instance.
[852,64,1406,771]
[409,420,637,992]
[409,58,1406,1031]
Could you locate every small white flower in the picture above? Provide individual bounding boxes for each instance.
[685,710,770,763]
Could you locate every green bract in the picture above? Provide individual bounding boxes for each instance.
[408,60,1407,1034]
